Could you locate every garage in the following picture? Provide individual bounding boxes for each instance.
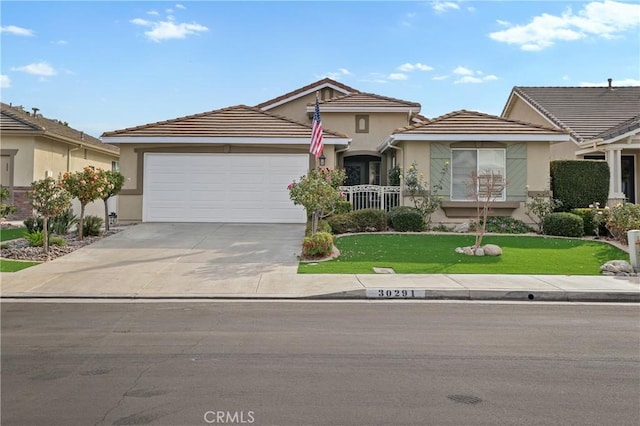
[143,153,308,223]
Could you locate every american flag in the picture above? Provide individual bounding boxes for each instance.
[309,93,324,159]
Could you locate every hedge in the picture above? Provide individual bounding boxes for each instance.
[542,212,584,238]
[550,160,609,211]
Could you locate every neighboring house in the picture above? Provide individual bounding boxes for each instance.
[0,102,120,219]
[101,105,350,223]
[502,82,640,204]
[378,110,569,224]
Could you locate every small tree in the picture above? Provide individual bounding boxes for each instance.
[98,170,125,231]
[29,178,71,254]
[525,190,562,233]
[61,167,109,240]
[288,168,346,235]
[0,185,16,218]
[403,162,449,229]
[468,170,506,249]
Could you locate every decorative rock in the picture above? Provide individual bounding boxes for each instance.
[474,247,485,256]
[463,247,474,256]
[454,222,470,233]
[601,260,635,276]
[455,247,464,254]
[482,244,503,256]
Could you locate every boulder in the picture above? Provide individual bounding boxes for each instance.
[482,244,503,256]
[463,247,474,256]
[455,247,464,254]
[474,247,485,256]
[601,260,635,276]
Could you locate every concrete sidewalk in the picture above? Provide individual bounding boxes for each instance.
[1,223,639,302]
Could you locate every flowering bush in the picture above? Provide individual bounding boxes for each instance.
[525,191,563,233]
[476,216,532,234]
[61,166,110,240]
[98,169,125,230]
[403,162,448,229]
[301,231,334,258]
[288,168,346,235]
[606,202,640,244]
[0,185,16,218]
[29,177,72,253]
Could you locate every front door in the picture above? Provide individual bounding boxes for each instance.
[621,155,636,203]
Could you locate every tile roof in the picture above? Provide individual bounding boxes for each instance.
[254,78,359,110]
[1,102,119,154]
[101,104,348,139]
[594,114,640,140]
[309,92,421,111]
[394,109,567,135]
[506,86,640,142]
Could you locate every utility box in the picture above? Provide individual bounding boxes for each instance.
[629,230,640,272]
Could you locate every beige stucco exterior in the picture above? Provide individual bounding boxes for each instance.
[1,133,119,219]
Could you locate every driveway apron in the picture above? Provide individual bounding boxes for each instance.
[1,223,305,297]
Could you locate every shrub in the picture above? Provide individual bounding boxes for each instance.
[606,202,640,244]
[542,212,584,237]
[301,231,333,258]
[23,216,53,234]
[25,231,66,247]
[327,214,357,234]
[306,219,331,236]
[571,208,609,237]
[0,185,16,218]
[350,209,387,232]
[334,199,353,215]
[525,191,563,233]
[550,160,609,211]
[50,209,78,235]
[482,216,532,234]
[388,165,401,186]
[82,215,103,237]
[389,206,424,232]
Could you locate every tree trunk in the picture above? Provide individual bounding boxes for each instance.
[42,216,49,255]
[79,204,85,241]
[103,198,110,231]
[311,210,320,235]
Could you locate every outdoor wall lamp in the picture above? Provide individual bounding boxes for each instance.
[319,153,326,166]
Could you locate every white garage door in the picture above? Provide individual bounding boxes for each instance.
[143,153,308,223]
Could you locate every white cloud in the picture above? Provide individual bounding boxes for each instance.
[1,25,34,36]
[397,62,434,72]
[452,67,497,84]
[496,19,511,27]
[580,78,640,86]
[131,15,208,42]
[432,1,460,13]
[51,40,68,45]
[11,62,57,76]
[360,73,388,84]
[1,75,11,88]
[322,68,352,80]
[489,0,640,51]
[562,75,570,81]
[176,4,186,9]
[453,66,474,76]
[147,10,159,16]
[388,73,408,81]
[432,75,449,81]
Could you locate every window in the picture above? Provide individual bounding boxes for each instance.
[111,161,120,172]
[451,148,505,201]
[355,115,369,133]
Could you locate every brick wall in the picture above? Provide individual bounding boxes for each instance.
[6,187,33,220]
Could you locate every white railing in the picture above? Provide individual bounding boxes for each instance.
[339,185,401,212]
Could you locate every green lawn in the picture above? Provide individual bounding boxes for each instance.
[0,227,27,242]
[1,259,40,272]
[298,234,628,275]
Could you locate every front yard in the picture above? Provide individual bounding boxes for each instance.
[298,234,628,275]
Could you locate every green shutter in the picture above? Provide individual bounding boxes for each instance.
[506,144,527,202]
[430,143,451,198]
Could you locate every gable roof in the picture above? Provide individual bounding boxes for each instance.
[255,78,359,111]
[503,86,640,142]
[380,110,568,151]
[101,104,350,145]
[1,102,119,155]
[305,92,421,113]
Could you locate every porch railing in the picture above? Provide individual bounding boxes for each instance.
[339,185,401,212]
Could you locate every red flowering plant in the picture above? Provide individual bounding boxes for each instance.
[288,167,346,235]
[98,169,125,231]
[61,166,110,240]
[29,177,72,254]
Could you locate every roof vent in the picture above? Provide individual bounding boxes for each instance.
[32,107,40,116]
[607,78,613,89]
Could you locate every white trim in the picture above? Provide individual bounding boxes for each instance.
[102,136,351,145]
[388,133,569,142]
[579,129,640,147]
[305,106,419,113]
[260,83,353,111]
[502,92,567,133]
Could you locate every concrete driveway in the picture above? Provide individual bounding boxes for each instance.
[1,223,310,297]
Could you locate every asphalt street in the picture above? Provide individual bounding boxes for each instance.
[2,301,639,426]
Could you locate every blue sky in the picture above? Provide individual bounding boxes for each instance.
[2,1,639,138]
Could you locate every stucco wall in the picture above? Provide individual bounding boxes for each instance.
[1,135,35,186]
[324,112,411,154]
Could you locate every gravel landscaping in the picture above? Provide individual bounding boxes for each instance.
[1,229,123,262]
